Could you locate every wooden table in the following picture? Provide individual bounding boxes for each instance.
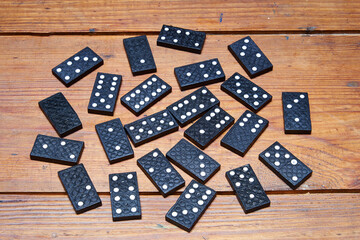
[1,1,359,239]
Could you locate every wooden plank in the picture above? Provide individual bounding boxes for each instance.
[0,34,359,193]
[0,193,359,239]
[0,0,359,33]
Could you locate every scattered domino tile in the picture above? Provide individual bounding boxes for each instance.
[259,141,312,189]
[165,180,216,232]
[226,164,270,213]
[95,118,134,164]
[167,86,220,127]
[221,110,268,157]
[228,36,272,78]
[157,25,206,54]
[221,72,272,112]
[124,109,179,147]
[88,72,122,116]
[174,58,225,91]
[52,47,103,87]
[36,30,316,223]
[184,106,234,149]
[282,92,312,134]
[123,35,157,76]
[137,149,185,197]
[166,138,220,183]
[121,74,172,116]
[109,172,141,221]
[30,134,84,165]
[39,92,82,137]
[58,164,102,214]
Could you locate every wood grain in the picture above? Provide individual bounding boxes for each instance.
[0,193,359,239]
[0,34,359,193]
[0,0,359,34]
[1,0,360,238]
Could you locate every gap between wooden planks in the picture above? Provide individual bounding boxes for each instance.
[0,193,359,239]
[0,34,359,193]
[0,0,359,33]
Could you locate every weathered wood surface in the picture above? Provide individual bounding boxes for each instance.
[1,0,360,238]
[0,34,359,193]
[0,193,359,239]
[0,0,359,34]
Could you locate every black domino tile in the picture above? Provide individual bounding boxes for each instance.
[121,74,171,116]
[88,72,122,116]
[282,92,311,134]
[167,86,219,127]
[259,141,312,189]
[226,164,270,213]
[137,149,185,197]
[228,36,272,78]
[157,25,206,54]
[165,180,216,232]
[221,110,268,157]
[109,172,141,221]
[166,139,220,183]
[30,134,84,165]
[174,58,225,91]
[39,92,82,137]
[184,106,234,149]
[52,47,103,87]
[58,164,102,214]
[123,35,156,76]
[95,118,134,164]
[221,72,272,112]
[124,109,179,147]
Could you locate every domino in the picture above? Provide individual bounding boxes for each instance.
[137,149,185,197]
[221,110,268,157]
[228,36,272,78]
[259,141,312,189]
[109,172,141,221]
[167,86,220,127]
[123,35,156,76]
[88,72,122,116]
[39,92,82,137]
[124,109,179,147]
[121,74,171,116]
[30,134,84,165]
[221,73,272,112]
[165,180,216,232]
[174,58,225,91]
[95,118,134,164]
[166,139,220,183]
[226,164,270,213]
[184,106,234,149]
[58,164,102,214]
[52,47,103,87]
[157,25,206,54]
[282,92,311,134]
